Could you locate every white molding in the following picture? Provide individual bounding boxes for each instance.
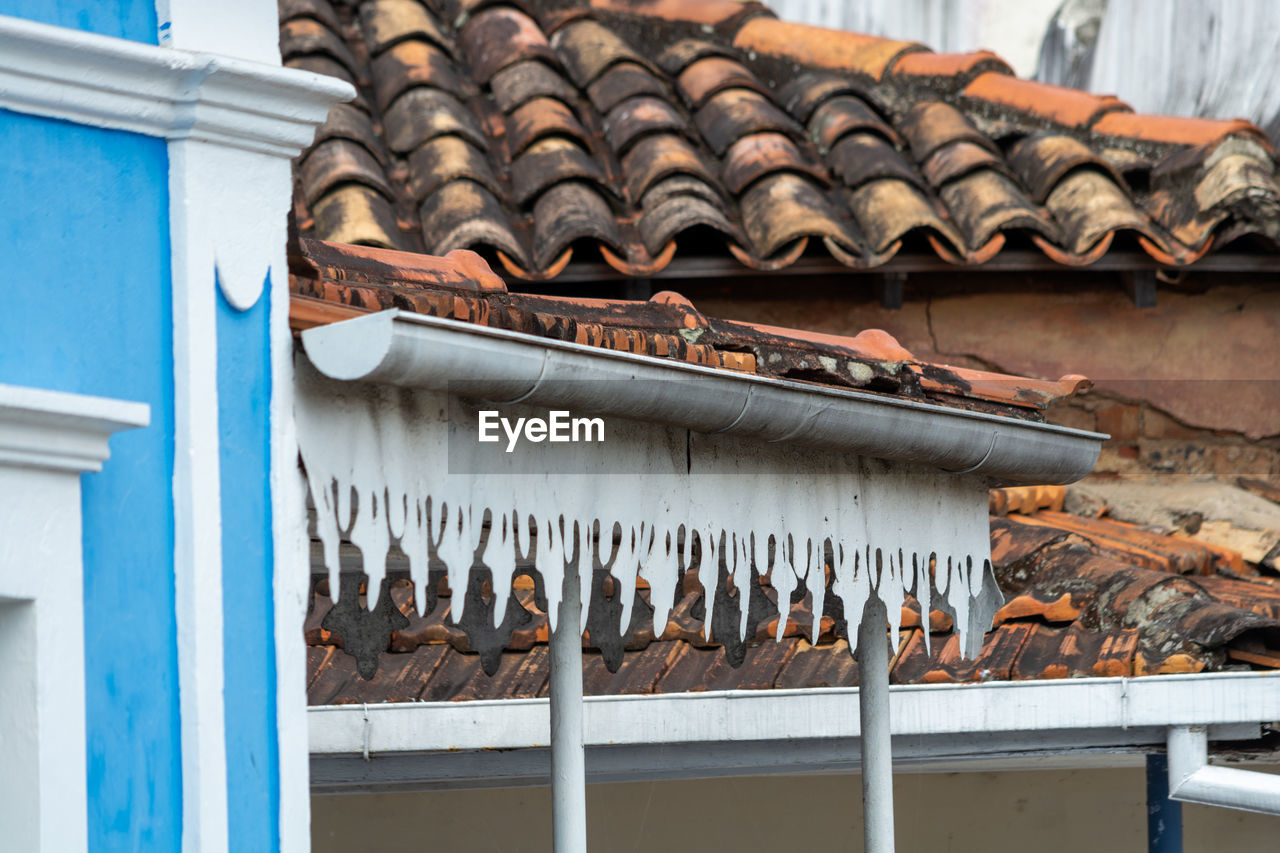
[169,142,231,853]
[309,672,1280,755]
[309,673,1280,792]
[0,385,145,851]
[0,14,353,158]
[0,383,149,472]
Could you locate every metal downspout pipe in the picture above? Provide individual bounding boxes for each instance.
[859,596,895,853]
[1167,725,1280,815]
[550,553,588,853]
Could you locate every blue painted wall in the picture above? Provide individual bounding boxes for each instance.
[0,109,182,851]
[218,282,280,852]
[0,0,157,42]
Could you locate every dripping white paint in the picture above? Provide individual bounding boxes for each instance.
[295,360,1001,659]
[478,409,605,452]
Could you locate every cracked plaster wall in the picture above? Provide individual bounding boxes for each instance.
[695,280,1280,479]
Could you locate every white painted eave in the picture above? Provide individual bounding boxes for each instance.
[0,14,354,157]
[0,383,150,472]
[308,673,1280,791]
[300,310,1105,486]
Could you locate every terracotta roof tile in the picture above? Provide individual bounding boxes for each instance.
[1092,112,1271,148]
[285,0,1280,275]
[290,237,1090,416]
[962,73,1130,129]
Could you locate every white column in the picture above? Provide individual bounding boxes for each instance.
[550,553,588,853]
[0,384,148,852]
[859,595,895,853]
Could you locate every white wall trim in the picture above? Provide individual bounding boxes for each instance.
[0,13,353,157]
[308,673,1280,792]
[0,383,149,472]
[310,672,1280,754]
[0,14,353,159]
[0,384,147,851]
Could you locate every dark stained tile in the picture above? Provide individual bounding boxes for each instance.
[774,638,857,689]
[937,169,1056,249]
[721,132,827,195]
[1011,623,1137,680]
[280,17,360,77]
[621,133,721,202]
[531,181,624,268]
[587,63,669,114]
[605,97,693,155]
[460,6,559,83]
[808,95,896,155]
[405,135,501,203]
[311,184,403,249]
[280,0,342,31]
[847,178,960,255]
[898,101,995,164]
[677,56,770,110]
[309,104,389,165]
[358,0,452,56]
[826,134,921,191]
[695,88,805,155]
[1008,134,1127,204]
[287,0,1278,276]
[382,88,487,154]
[490,60,579,113]
[371,40,473,110]
[550,18,654,87]
[639,192,738,256]
[740,172,854,258]
[920,140,1005,188]
[507,96,590,155]
[511,138,611,206]
[1044,170,1155,255]
[298,139,394,206]
[419,180,528,263]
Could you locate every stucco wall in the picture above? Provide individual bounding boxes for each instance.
[688,279,1280,478]
[312,767,1280,852]
[0,107,182,851]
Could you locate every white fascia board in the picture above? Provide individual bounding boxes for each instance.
[0,14,354,157]
[309,672,1280,755]
[0,383,149,472]
[301,310,1105,485]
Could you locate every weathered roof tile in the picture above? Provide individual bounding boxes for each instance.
[288,0,1280,280]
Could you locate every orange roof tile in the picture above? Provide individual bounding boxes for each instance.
[284,0,1280,278]
[1093,112,1270,147]
[290,237,1087,415]
[962,72,1130,128]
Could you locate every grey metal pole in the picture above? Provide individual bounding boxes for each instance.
[859,595,895,853]
[550,555,588,853]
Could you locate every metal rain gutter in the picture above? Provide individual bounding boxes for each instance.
[307,672,1280,793]
[300,309,1105,486]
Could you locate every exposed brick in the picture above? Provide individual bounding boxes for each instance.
[1096,404,1141,440]
[1045,401,1097,432]
[1142,406,1204,440]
